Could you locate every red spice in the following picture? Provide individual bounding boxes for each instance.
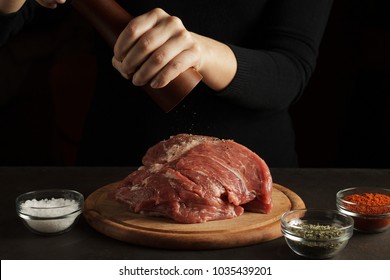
[345,193,390,205]
[343,193,390,215]
[343,192,390,232]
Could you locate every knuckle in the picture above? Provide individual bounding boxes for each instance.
[114,23,138,59]
[124,22,139,40]
[168,60,183,71]
[151,7,165,16]
[191,43,202,56]
[166,16,183,28]
[139,36,153,51]
[177,29,192,43]
[151,51,166,65]
[113,45,123,61]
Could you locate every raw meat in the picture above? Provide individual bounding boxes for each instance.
[114,134,273,223]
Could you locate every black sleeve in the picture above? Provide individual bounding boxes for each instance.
[0,0,70,47]
[219,0,334,111]
[0,0,40,47]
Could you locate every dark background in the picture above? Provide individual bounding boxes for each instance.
[1,0,389,168]
[291,0,390,168]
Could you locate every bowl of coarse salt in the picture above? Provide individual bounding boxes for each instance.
[16,189,84,235]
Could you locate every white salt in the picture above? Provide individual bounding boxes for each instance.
[20,198,81,233]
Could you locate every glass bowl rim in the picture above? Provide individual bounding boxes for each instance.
[281,208,354,241]
[336,187,390,217]
[16,189,84,219]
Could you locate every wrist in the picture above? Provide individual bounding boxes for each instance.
[193,33,237,91]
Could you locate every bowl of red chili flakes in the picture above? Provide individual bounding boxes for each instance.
[336,187,390,233]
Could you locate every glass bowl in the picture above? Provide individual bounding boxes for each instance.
[281,209,354,259]
[336,187,390,233]
[16,189,84,235]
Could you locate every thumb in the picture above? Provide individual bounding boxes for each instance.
[35,0,67,9]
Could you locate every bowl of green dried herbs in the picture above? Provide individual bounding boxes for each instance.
[281,209,354,259]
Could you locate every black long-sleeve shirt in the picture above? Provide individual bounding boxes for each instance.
[0,0,333,167]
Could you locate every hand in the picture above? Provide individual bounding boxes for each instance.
[35,0,66,9]
[112,8,202,89]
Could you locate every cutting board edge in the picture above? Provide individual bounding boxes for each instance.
[84,183,305,250]
[84,209,284,250]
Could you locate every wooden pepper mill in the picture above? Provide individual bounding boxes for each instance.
[71,0,203,112]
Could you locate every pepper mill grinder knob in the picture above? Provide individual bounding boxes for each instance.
[71,0,203,112]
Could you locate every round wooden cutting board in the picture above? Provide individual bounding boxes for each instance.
[84,182,305,250]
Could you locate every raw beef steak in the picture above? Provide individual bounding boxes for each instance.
[114,134,273,223]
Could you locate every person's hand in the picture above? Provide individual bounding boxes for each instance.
[35,0,66,9]
[112,8,202,89]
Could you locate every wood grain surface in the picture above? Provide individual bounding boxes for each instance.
[84,182,305,249]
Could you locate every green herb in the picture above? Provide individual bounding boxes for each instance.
[287,223,347,259]
[292,223,343,240]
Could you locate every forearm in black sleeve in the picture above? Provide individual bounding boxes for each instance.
[219,0,334,111]
[0,0,41,47]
